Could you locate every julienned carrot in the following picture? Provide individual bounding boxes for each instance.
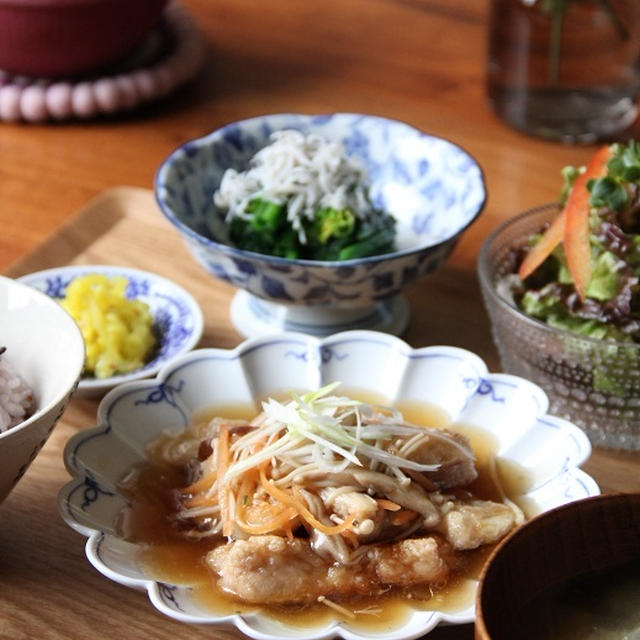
[517,145,612,288]
[181,468,217,496]
[234,470,299,536]
[290,485,357,535]
[564,145,612,300]
[217,423,232,537]
[282,518,294,540]
[236,504,298,535]
[259,469,356,535]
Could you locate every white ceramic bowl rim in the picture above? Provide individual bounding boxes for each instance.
[155,112,487,267]
[0,275,85,440]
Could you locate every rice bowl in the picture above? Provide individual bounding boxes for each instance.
[0,346,34,432]
[0,275,84,504]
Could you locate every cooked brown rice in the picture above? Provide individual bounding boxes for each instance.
[0,347,34,432]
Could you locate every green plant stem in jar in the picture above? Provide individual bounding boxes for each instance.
[487,0,640,143]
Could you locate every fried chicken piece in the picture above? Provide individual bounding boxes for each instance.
[207,535,450,604]
[367,537,449,587]
[439,499,516,550]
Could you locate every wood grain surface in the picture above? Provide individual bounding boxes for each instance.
[1,1,639,639]
[2,188,639,640]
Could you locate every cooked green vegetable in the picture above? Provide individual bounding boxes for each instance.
[229,198,299,259]
[229,198,395,261]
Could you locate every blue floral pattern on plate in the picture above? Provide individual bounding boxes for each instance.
[19,265,203,395]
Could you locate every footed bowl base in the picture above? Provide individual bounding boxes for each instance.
[230,290,410,338]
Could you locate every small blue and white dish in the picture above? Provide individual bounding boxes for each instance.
[19,265,203,396]
[155,113,486,338]
[58,330,597,640]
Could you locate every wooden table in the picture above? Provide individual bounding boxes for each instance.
[1,1,638,639]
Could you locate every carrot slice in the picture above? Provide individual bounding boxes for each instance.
[376,498,402,511]
[517,145,612,285]
[564,145,612,300]
[517,210,566,280]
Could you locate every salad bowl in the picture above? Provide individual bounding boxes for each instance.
[478,204,640,450]
[155,112,486,338]
[19,265,203,397]
[58,330,598,640]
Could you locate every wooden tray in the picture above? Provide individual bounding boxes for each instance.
[2,187,481,640]
[1,187,637,640]
[6,187,244,350]
[6,186,498,361]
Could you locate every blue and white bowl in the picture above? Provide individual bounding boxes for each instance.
[155,113,486,337]
[19,265,203,396]
[58,330,597,640]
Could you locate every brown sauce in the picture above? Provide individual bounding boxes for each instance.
[118,391,535,629]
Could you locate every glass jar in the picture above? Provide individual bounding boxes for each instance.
[487,0,640,143]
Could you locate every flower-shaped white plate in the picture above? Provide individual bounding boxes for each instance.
[19,265,203,396]
[58,331,599,640]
